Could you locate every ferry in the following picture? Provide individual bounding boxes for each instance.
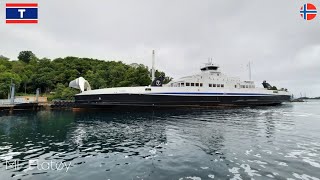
[69,55,291,108]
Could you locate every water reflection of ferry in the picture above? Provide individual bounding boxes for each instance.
[70,54,291,109]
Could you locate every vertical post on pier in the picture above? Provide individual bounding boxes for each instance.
[36,88,40,103]
[10,83,15,105]
[8,79,12,100]
[248,61,252,81]
[152,50,155,81]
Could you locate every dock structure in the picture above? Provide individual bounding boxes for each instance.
[0,99,76,112]
[0,84,77,112]
[0,85,43,112]
[0,97,43,111]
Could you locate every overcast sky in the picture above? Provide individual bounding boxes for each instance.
[0,0,319,97]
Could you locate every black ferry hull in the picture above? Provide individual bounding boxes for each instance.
[74,94,291,109]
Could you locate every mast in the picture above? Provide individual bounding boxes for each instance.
[248,61,252,80]
[152,50,155,81]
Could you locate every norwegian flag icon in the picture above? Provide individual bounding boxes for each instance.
[300,3,317,20]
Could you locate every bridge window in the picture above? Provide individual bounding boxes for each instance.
[200,83,203,87]
[181,83,184,87]
[213,84,216,87]
[186,83,190,86]
[221,84,224,88]
[217,84,220,87]
[208,66,217,70]
[191,83,195,86]
[201,66,218,71]
[209,84,212,87]
[196,83,199,86]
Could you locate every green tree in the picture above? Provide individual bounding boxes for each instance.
[50,83,77,100]
[18,51,36,64]
[0,55,11,69]
[0,72,22,98]
[1,52,172,100]
[0,55,9,61]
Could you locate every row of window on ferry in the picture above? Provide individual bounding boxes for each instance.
[240,85,255,88]
[171,83,225,88]
[170,83,255,89]
[170,83,203,87]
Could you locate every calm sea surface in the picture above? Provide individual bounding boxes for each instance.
[1,101,320,180]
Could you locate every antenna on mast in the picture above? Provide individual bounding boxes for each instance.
[152,50,155,81]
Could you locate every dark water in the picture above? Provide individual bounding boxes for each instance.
[1,101,320,180]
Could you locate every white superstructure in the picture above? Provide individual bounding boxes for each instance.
[165,62,255,89]
[74,62,290,97]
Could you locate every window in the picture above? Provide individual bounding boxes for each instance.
[235,85,237,88]
[200,83,203,87]
[181,83,184,87]
[246,85,248,88]
[209,84,212,87]
[221,84,224,88]
[213,84,216,87]
[201,66,218,71]
[217,84,221,87]
[208,66,218,70]
[196,83,199,86]
[186,83,190,86]
[191,83,195,86]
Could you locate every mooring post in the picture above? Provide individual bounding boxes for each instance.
[10,84,15,105]
[36,88,40,103]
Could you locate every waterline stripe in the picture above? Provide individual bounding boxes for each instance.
[147,92,276,96]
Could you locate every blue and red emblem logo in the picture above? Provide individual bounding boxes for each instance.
[300,3,317,20]
[5,3,38,24]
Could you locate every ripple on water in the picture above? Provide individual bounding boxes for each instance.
[292,173,320,180]
[0,105,320,179]
[179,177,202,180]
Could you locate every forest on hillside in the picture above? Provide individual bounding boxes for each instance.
[0,51,172,100]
